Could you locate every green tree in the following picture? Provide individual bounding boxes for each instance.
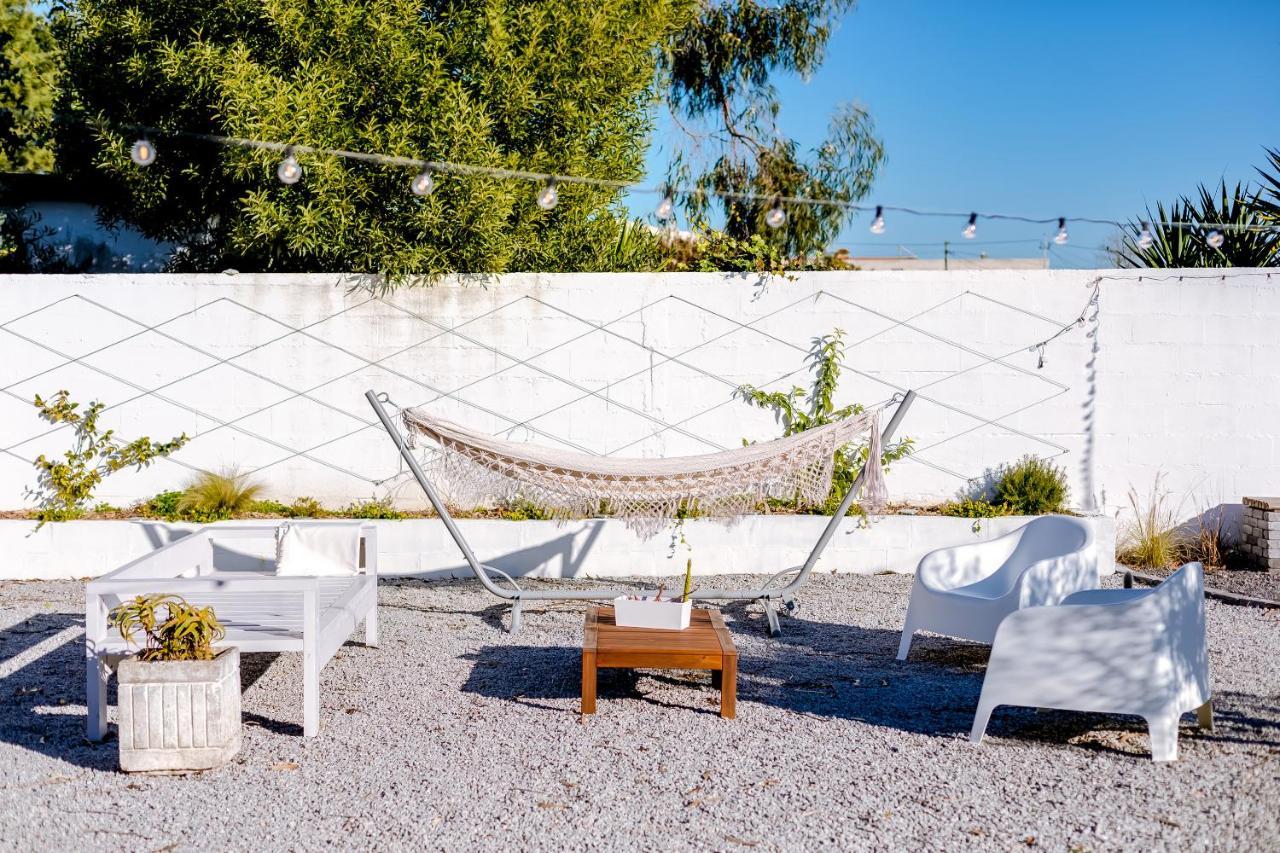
[0,0,58,172]
[661,1,883,254]
[56,0,689,279]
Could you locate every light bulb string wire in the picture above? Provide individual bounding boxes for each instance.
[118,123,1280,234]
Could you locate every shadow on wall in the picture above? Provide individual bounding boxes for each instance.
[422,520,608,581]
[1174,502,1243,547]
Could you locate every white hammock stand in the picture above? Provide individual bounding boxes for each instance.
[366,389,915,634]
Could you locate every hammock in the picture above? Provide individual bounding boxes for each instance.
[401,406,886,536]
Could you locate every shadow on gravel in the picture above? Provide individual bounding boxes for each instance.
[0,613,117,772]
[726,608,1280,756]
[0,620,316,768]
[459,645,727,715]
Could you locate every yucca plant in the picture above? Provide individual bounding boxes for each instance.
[1116,177,1280,268]
[1253,147,1280,226]
[109,594,225,661]
[178,468,263,520]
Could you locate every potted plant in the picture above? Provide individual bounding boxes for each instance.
[614,558,696,630]
[109,594,241,772]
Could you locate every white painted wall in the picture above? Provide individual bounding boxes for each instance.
[0,270,1274,534]
[0,515,1116,581]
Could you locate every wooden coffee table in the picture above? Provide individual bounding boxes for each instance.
[582,606,737,718]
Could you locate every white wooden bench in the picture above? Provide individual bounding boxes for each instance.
[86,524,378,739]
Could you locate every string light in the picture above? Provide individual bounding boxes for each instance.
[869,205,886,234]
[114,124,1280,235]
[963,212,977,239]
[410,170,434,197]
[654,193,674,221]
[764,200,787,229]
[536,180,558,210]
[130,139,156,167]
[1054,217,1069,245]
[1137,221,1153,250]
[1206,229,1224,249]
[277,151,302,185]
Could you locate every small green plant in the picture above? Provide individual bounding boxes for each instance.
[939,498,1014,519]
[680,557,694,602]
[1117,476,1187,569]
[738,330,913,513]
[140,490,186,520]
[179,469,263,520]
[30,391,188,522]
[342,498,405,520]
[494,499,552,521]
[285,496,328,518]
[992,455,1069,515]
[666,230,792,275]
[108,594,225,662]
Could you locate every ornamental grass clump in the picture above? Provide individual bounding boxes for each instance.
[109,594,225,662]
[1117,476,1188,569]
[179,469,263,520]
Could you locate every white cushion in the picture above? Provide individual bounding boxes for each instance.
[275,522,362,577]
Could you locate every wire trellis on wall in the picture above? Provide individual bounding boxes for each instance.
[0,278,1097,506]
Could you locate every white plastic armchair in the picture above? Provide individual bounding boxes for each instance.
[970,562,1213,762]
[897,515,1097,660]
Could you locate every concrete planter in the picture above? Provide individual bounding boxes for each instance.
[117,648,242,772]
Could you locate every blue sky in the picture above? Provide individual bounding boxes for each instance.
[638,0,1280,267]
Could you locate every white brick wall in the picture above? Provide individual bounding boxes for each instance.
[0,269,1274,530]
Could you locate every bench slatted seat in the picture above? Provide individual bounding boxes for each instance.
[86,524,378,739]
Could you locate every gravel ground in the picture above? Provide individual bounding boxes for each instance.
[1,573,1277,852]
[1133,564,1280,604]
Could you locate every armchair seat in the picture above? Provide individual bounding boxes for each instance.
[898,515,1098,659]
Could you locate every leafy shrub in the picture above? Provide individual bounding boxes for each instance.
[342,499,405,520]
[141,490,186,520]
[666,231,791,275]
[1117,477,1187,568]
[109,594,224,662]
[939,498,1014,519]
[30,390,188,522]
[992,456,1068,515]
[739,329,913,514]
[179,469,263,520]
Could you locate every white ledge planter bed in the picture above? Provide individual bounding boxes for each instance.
[85,524,379,741]
[6,515,1115,583]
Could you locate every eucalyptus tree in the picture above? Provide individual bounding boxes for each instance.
[662,0,884,254]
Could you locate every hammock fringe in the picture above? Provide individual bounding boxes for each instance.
[402,407,888,537]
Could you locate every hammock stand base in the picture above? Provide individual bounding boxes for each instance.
[366,389,916,636]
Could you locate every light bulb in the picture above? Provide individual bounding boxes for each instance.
[1054,217,1068,245]
[1206,229,1224,249]
[410,171,434,197]
[869,205,885,235]
[655,194,674,221]
[277,153,302,185]
[536,180,558,210]
[963,212,977,239]
[1137,221,1153,250]
[765,203,786,229]
[130,139,156,167]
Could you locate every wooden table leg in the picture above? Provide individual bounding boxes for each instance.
[720,653,737,720]
[581,649,597,715]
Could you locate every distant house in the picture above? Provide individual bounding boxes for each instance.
[0,172,173,272]
[835,247,1049,271]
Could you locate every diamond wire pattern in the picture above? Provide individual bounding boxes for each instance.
[0,283,1089,496]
